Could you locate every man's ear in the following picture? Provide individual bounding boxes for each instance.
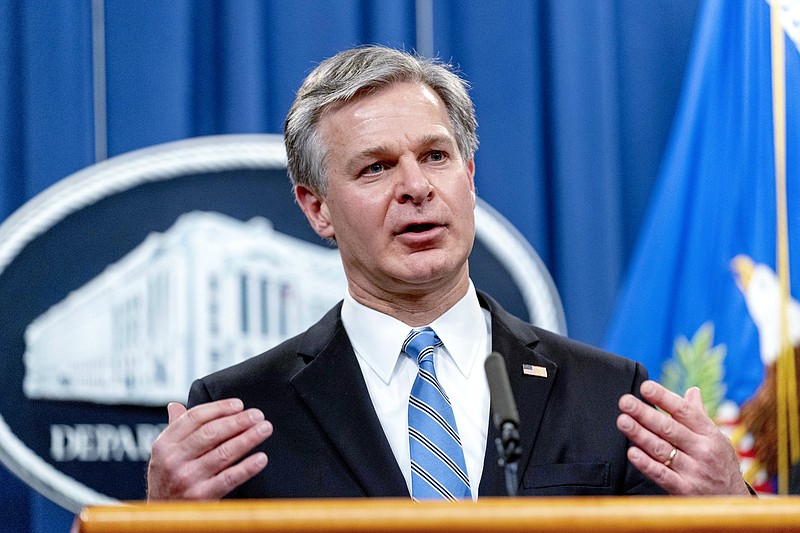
[295,185,335,239]
[466,158,476,207]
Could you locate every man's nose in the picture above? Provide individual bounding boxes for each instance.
[395,160,433,204]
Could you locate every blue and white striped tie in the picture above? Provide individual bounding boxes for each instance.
[404,327,471,500]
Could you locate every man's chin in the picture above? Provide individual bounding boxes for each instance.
[391,262,469,292]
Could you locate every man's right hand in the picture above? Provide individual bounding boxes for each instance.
[146,398,273,501]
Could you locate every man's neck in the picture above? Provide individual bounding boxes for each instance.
[347,272,471,327]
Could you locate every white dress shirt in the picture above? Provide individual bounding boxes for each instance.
[341,281,491,499]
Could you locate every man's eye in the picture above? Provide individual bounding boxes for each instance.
[364,162,385,175]
[428,151,445,162]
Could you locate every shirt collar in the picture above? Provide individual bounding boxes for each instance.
[341,281,486,384]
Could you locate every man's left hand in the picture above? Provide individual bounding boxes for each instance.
[617,380,751,495]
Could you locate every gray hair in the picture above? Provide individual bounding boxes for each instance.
[284,45,478,195]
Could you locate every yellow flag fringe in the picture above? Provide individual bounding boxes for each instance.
[769,0,800,495]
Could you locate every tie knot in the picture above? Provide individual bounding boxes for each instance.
[403,327,442,364]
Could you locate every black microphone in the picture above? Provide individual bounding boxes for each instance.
[484,352,522,497]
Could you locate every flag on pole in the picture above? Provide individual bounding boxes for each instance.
[605,0,800,492]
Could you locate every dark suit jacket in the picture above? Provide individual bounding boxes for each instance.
[188,291,664,498]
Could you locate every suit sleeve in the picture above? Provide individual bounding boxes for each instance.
[187,378,214,409]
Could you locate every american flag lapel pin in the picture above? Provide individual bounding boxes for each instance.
[522,363,548,378]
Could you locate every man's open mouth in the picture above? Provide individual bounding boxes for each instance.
[402,223,438,233]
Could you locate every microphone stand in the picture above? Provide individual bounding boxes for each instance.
[495,421,522,497]
[485,351,523,497]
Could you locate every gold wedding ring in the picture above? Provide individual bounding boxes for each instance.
[663,446,678,468]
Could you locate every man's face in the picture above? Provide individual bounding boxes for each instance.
[296,82,476,300]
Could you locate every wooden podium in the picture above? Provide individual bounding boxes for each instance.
[76,496,800,533]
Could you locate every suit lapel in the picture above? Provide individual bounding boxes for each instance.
[290,313,409,498]
[478,294,558,497]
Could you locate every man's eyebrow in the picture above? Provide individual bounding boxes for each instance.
[343,145,391,175]
[416,133,456,148]
[355,145,391,161]
[360,134,455,158]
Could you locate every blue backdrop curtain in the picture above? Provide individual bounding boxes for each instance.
[0,1,699,531]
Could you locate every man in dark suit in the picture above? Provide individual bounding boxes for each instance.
[146,45,749,500]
